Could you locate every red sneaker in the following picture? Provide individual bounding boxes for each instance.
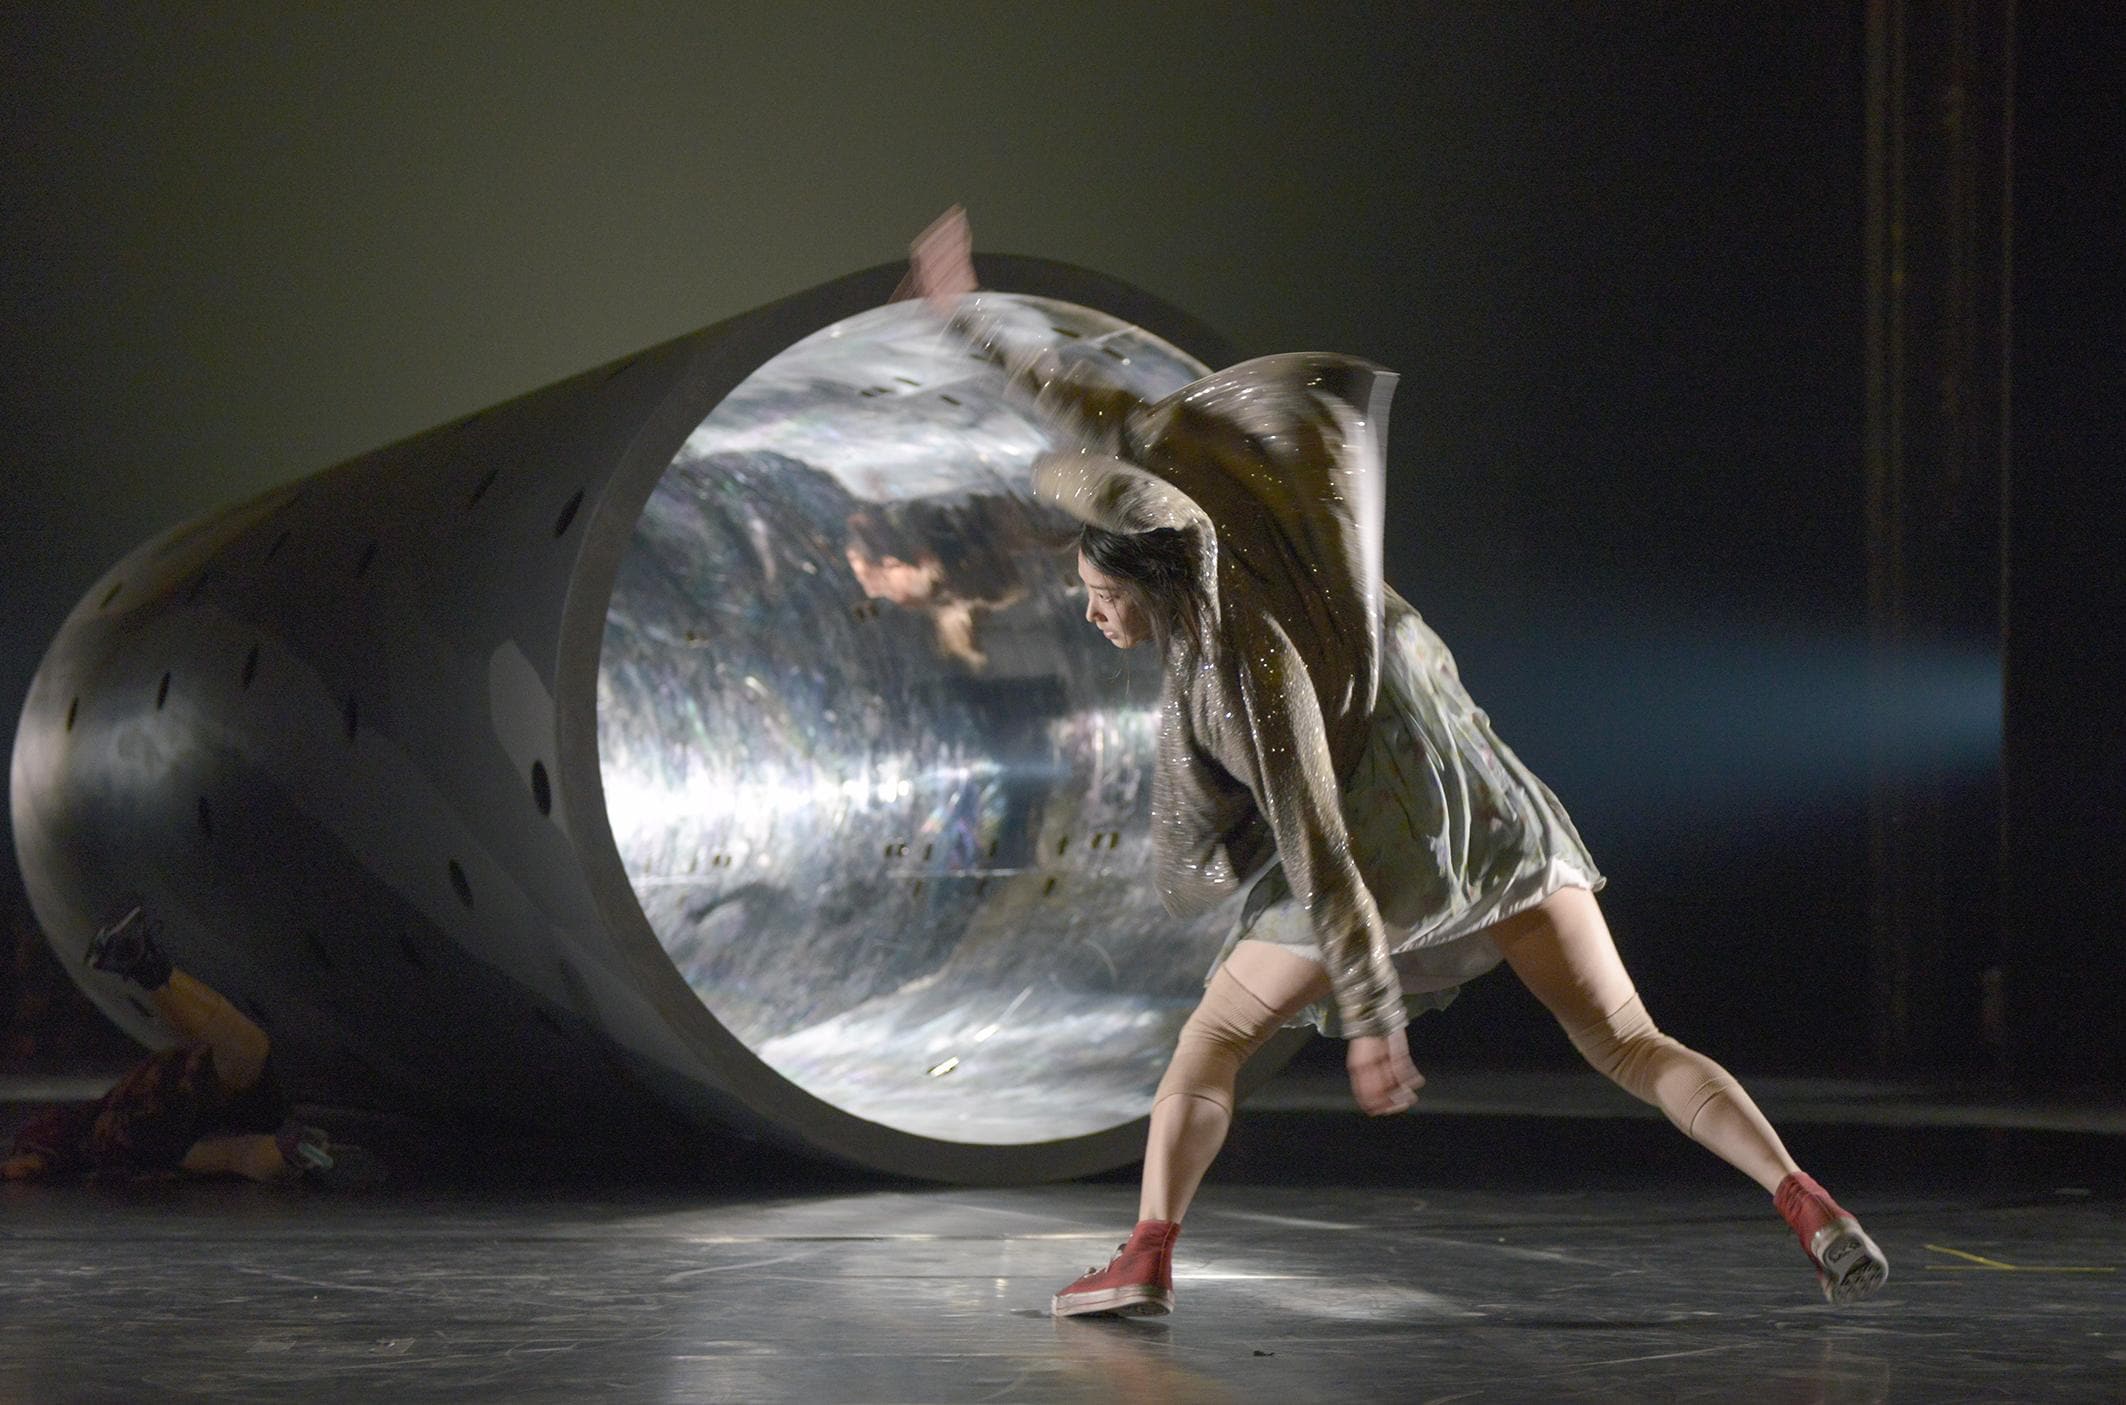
[1776,1172,1888,1304]
[1052,1219,1181,1318]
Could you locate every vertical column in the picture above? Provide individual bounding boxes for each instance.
[1861,0,2013,1075]
[1999,6,2126,1091]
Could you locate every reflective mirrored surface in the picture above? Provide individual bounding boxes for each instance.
[598,297,1221,1142]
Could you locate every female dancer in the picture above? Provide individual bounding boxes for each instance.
[902,210,1888,1315]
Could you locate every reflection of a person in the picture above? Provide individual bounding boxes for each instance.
[845,498,1030,670]
[3,908,379,1187]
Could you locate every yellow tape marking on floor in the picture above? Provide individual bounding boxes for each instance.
[1923,1243,2116,1273]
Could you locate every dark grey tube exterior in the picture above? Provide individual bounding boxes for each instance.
[10,259,1307,1183]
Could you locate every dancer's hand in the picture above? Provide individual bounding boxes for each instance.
[895,204,978,314]
[1347,1028,1424,1116]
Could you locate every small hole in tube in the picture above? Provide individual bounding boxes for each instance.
[264,530,290,563]
[66,698,79,731]
[354,539,378,579]
[448,859,473,907]
[241,647,259,689]
[156,673,171,710]
[531,761,552,816]
[100,582,123,609]
[467,467,500,509]
[553,489,585,538]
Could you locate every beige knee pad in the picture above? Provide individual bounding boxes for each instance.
[1151,967,1287,1116]
[1566,993,1744,1140]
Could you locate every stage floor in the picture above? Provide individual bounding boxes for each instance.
[3,1083,2121,1403]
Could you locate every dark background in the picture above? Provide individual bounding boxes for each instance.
[1,4,2115,1088]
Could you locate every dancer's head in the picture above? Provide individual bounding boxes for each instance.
[1075,524,1196,651]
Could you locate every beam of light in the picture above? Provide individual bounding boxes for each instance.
[1472,617,2001,838]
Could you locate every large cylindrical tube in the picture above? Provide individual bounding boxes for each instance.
[9,259,1306,1182]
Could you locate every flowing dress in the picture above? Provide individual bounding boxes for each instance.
[954,299,1602,1037]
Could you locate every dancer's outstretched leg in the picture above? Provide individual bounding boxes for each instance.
[1054,941,1330,1317]
[1490,887,1887,1302]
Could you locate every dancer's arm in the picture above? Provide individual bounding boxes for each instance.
[1231,612,1401,1039]
[904,205,1154,455]
[1231,614,1422,1113]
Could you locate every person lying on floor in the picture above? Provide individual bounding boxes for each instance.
[2,907,380,1188]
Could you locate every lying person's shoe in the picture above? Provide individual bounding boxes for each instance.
[83,906,172,991]
[276,1120,388,1191]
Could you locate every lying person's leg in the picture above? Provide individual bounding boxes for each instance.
[180,1134,292,1183]
[86,908,268,1092]
[150,971,269,1095]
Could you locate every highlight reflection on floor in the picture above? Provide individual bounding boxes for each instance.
[3,1114,2119,1403]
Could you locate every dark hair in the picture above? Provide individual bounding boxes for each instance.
[1076,523,1202,651]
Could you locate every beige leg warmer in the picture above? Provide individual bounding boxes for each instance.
[1494,889,1801,1194]
[1139,942,1330,1222]
[1565,991,1799,1193]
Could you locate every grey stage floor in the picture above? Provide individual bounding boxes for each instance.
[3,1086,2122,1404]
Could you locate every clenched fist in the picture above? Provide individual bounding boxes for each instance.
[1347,1026,1424,1116]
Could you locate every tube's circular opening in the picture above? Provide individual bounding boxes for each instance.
[598,297,1236,1145]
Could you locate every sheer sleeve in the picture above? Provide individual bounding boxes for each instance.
[1232,610,1407,1039]
[1145,720,1275,918]
[947,296,1150,458]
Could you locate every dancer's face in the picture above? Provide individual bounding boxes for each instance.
[1078,552,1149,649]
[846,544,940,605]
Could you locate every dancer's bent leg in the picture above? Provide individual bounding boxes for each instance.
[1488,887,1799,1193]
[1139,940,1331,1223]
